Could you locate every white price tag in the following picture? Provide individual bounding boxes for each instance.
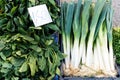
[28,4,52,27]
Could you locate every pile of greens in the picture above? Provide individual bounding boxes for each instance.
[113,28,120,65]
[0,0,65,80]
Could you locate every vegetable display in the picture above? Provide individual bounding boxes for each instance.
[0,0,65,79]
[61,0,117,77]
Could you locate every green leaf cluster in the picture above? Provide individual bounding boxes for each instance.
[0,34,65,79]
[113,28,120,64]
[0,0,64,79]
[0,0,60,34]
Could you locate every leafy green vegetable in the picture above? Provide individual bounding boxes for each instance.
[113,28,120,64]
[0,0,64,79]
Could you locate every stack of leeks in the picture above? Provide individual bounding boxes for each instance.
[61,0,117,77]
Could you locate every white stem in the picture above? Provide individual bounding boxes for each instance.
[101,45,111,71]
[109,45,115,71]
[66,37,71,68]
[99,27,111,71]
[82,42,86,64]
[97,38,105,70]
[78,42,83,66]
[93,44,100,70]
[86,36,94,67]
[71,39,79,68]
[79,40,86,65]
[62,34,69,68]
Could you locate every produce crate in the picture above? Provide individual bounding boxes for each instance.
[60,77,120,80]
[54,0,120,79]
[117,64,120,75]
[59,64,120,80]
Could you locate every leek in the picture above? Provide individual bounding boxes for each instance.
[61,2,75,69]
[106,2,116,75]
[79,0,91,66]
[71,0,82,69]
[86,0,105,67]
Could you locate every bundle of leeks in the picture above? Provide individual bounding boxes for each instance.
[61,0,117,77]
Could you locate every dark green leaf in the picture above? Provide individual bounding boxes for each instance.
[47,74,55,80]
[0,18,8,25]
[34,33,40,41]
[29,0,35,5]
[21,35,34,42]
[28,56,37,76]
[29,45,41,52]
[19,4,24,14]
[38,56,46,71]
[45,40,53,46]
[18,16,26,27]
[22,78,30,80]
[6,21,12,31]
[56,67,60,75]
[19,61,28,72]
[0,52,6,60]
[45,49,50,58]
[12,44,16,50]
[29,27,42,30]
[47,24,60,31]
[1,68,10,73]
[8,57,25,67]
[11,77,19,80]
[2,49,12,57]
[13,17,20,27]
[18,27,27,34]
[0,41,5,51]
[11,6,18,15]
[16,51,21,56]
[2,62,12,68]
[48,0,56,6]
[48,57,55,75]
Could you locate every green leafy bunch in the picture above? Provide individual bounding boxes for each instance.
[0,0,64,79]
[113,28,120,64]
[0,33,65,80]
[0,0,60,34]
